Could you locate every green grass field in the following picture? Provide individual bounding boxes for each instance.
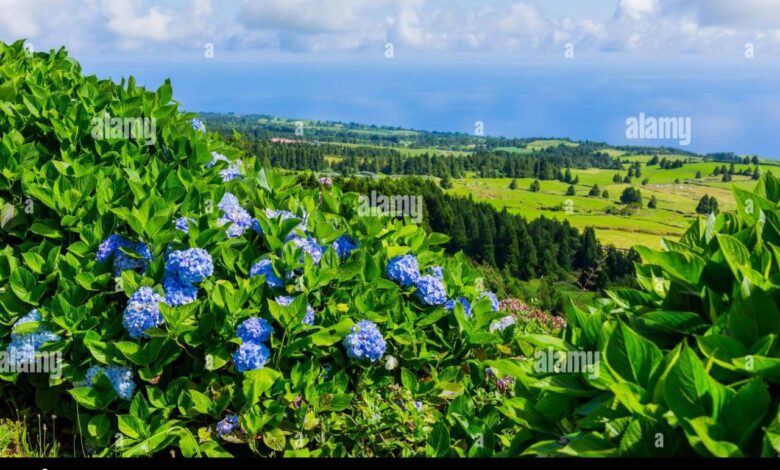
[447,159,760,249]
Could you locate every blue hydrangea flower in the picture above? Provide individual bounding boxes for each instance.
[275,296,317,325]
[123,287,165,339]
[303,306,316,326]
[219,161,242,182]
[236,317,274,344]
[191,118,206,133]
[490,315,517,333]
[112,241,151,277]
[218,193,255,238]
[79,365,103,387]
[205,152,230,169]
[444,297,473,318]
[250,259,284,288]
[6,310,60,367]
[233,342,271,373]
[216,415,240,438]
[96,235,151,277]
[285,233,323,265]
[96,234,127,262]
[386,255,419,287]
[428,266,443,280]
[78,366,135,400]
[174,217,193,234]
[415,275,447,306]
[343,320,387,363]
[332,235,359,260]
[104,366,136,400]
[479,292,500,312]
[166,248,213,285]
[163,273,199,306]
[11,309,42,334]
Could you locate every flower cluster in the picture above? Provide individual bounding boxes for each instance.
[479,292,500,312]
[96,235,151,277]
[190,118,206,133]
[499,298,566,330]
[415,275,447,306]
[386,256,452,307]
[216,415,240,438]
[218,193,261,238]
[275,296,317,326]
[250,259,285,289]
[219,161,243,182]
[233,342,271,373]
[166,248,213,285]
[489,315,517,333]
[285,232,323,265]
[236,317,274,344]
[444,297,473,317]
[495,375,515,394]
[79,365,136,400]
[174,217,194,234]
[343,320,386,363]
[163,248,213,306]
[332,235,359,260]
[123,287,165,338]
[233,317,273,373]
[6,310,60,367]
[385,255,420,287]
[318,176,332,189]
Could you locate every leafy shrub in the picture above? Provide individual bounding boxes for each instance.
[488,173,780,457]
[0,41,545,457]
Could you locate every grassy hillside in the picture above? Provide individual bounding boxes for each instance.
[448,158,761,249]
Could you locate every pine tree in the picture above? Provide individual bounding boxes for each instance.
[566,185,576,196]
[529,179,541,192]
[648,195,657,209]
[509,178,518,190]
[588,184,600,197]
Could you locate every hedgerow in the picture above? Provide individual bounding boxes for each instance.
[2,40,779,458]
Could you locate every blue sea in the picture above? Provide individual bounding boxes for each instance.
[80,52,780,158]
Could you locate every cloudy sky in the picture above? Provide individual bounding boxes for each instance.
[3,0,780,56]
[2,1,780,156]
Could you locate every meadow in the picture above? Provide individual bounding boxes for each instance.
[448,156,759,249]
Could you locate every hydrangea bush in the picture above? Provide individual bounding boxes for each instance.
[0,42,527,457]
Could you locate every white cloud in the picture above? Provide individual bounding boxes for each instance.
[1,0,780,56]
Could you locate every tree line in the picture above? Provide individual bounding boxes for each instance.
[301,174,638,290]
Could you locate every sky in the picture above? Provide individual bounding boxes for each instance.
[2,0,780,156]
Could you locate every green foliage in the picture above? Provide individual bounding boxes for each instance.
[696,195,719,215]
[494,172,780,457]
[0,41,558,458]
[620,187,643,206]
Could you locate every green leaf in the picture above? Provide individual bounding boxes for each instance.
[604,323,663,388]
[242,368,281,408]
[263,428,286,452]
[87,415,110,439]
[426,423,450,457]
[308,318,354,346]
